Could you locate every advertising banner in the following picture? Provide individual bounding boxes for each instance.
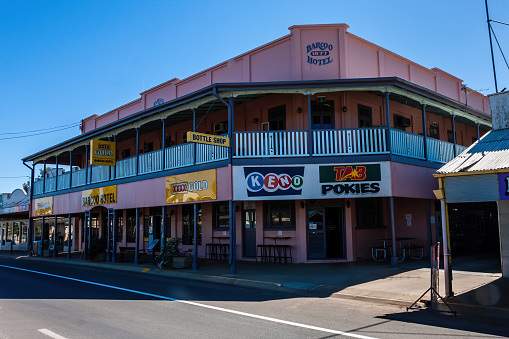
[166,169,217,204]
[34,197,53,215]
[233,163,391,201]
[82,185,117,207]
[90,140,116,166]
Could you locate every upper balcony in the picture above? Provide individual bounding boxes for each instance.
[25,79,491,198]
[32,127,467,196]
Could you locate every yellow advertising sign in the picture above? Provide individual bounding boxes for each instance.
[166,169,217,204]
[90,140,116,166]
[186,131,229,147]
[82,185,117,207]
[34,197,53,215]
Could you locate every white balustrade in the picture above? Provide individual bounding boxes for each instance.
[138,149,163,174]
[116,157,137,179]
[165,143,194,169]
[234,131,308,158]
[313,128,388,156]
[196,143,228,164]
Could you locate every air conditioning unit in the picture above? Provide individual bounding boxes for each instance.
[395,115,411,128]
[213,122,228,134]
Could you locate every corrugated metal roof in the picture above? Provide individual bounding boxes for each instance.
[437,128,509,174]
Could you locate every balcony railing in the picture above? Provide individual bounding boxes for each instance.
[391,129,425,160]
[312,128,387,156]
[32,128,468,196]
[235,130,308,157]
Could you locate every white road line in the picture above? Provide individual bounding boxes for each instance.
[2,265,377,339]
[38,329,68,339]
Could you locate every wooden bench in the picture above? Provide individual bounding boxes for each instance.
[118,246,145,262]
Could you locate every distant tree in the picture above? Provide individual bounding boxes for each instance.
[22,181,30,194]
[38,167,51,179]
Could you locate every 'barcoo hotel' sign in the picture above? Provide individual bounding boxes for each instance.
[306,42,333,66]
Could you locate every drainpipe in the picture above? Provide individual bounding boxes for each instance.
[476,123,480,141]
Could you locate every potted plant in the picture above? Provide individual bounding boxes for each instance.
[156,238,193,269]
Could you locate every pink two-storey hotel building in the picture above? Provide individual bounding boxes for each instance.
[23,24,492,270]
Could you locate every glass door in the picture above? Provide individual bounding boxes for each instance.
[242,208,256,258]
[307,209,326,259]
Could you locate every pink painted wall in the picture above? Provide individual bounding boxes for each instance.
[82,24,489,134]
[391,163,438,199]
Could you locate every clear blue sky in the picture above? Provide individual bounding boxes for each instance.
[0,0,508,194]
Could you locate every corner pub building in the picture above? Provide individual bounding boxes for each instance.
[23,24,492,271]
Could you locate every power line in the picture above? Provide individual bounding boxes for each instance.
[0,125,79,141]
[0,176,30,179]
[0,122,80,136]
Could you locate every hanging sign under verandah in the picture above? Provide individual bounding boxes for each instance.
[186,131,229,147]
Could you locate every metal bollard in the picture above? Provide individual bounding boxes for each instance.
[10,242,13,254]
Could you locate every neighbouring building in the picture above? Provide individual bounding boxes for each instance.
[435,91,509,281]
[0,189,30,251]
[22,24,492,269]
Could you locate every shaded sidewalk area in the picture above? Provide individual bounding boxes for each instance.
[2,250,507,320]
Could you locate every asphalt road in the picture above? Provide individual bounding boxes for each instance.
[0,257,507,339]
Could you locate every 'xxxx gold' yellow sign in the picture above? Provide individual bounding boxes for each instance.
[90,140,116,166]
[35,197,53,216]
[166,169,217,204]
[82,185,117,207]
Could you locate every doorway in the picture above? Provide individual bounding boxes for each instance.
[311,100,334,130]
[268,105,286,131]
[243,202,257,258]
[307,206,345,259]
